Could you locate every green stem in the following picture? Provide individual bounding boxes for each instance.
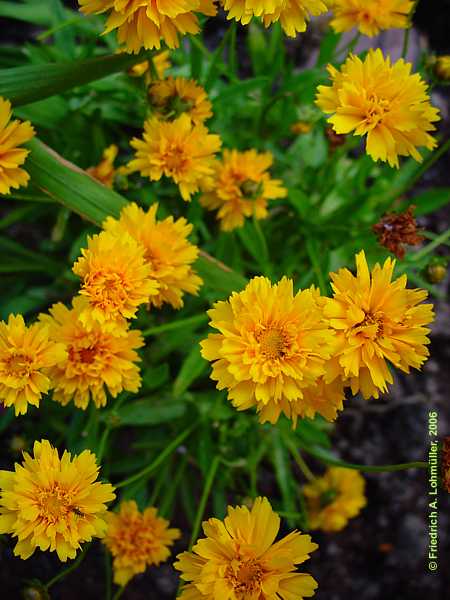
[298,442,428,473]
[409,228,450,262]
[286,442,316,482]
[189,455,221,549]
[112,585,126,600]
[402,0,420,58]
[336,32,360,59]
[104,546,112,600]
[114,422,198,489]
[409,137,450,190]
[229,21,238,76]
[142,314,208,338]
[97,426,111,463]
[46,544,90,589]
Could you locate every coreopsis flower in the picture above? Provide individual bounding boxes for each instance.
[200,276,338,425]
[329,0,413,37]
[324,250,434,399]
[303,467,366,532]
[149,76,212,124]
[0,439,115,561]
[103,500,180,586]
[373,205,424,259]
[79,0,217,53]
[0,315,66,416]
[200,149,287,231]
[316,49,440,168]
[87,144,118,188]
[0,97,35,195]
[129,50,171,80]
[434,55,450,81]
[39,297,144,410]
[127,114,221,201]
[72,230,158,331]
[103,202,202,309]
[223,0,329,37]
[175,497,318,600]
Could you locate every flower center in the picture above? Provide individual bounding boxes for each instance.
[258,328,286,359]
[83,270,129,311]
[37,484,75,524]
[226,558,263,596]
[164,144,188,172]
[365,94,390,126]
[3,351,33,380]
[69,345,98,365]
[359,311,384,337]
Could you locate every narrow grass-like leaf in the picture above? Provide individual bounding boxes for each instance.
[113,400,186,426]
[25,138,127,224]
[0,51,146,106]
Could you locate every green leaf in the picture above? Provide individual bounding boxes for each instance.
[25,138,127,224]
[408,188,450,216]
[0,1,55,25]
[213,77,269,104]
[114,399,186,426]
[271,428,297,527]
[0,52,146,107]
[173,342,207,397]
[196,252,247,296]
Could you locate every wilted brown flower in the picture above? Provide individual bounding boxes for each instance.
[373,205,424,259]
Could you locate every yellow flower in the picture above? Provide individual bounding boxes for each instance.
[324,250,434,400]
[149,76,213,124]
[103,202,203,309]
[329,0,413,37]
[127,114,221,201]
[0,315,66,416]
[87,144,118,188]
[316,49,440,168]
[434,55,450,81]
[200,276,339,426]
[303,468,366,532]
[104,500,181,586]
[223,0,328,37]
[0,439,115,561]
[200,149,287,231]
[79,0,217,53]
[175,497,318,600]
[39,297,144,410]
[129,50,171,80]
[72,230,159,331]
[0,97,35,195]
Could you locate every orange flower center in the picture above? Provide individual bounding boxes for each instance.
[83,270,130,311]
[3,352,33,380]
[359,311,384,338]
[69,345,99,365]
[365,94,390,126]
[163,144,188,173]
[258,328,286,359]
[37,484,77,525]
[226,558,264,595]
